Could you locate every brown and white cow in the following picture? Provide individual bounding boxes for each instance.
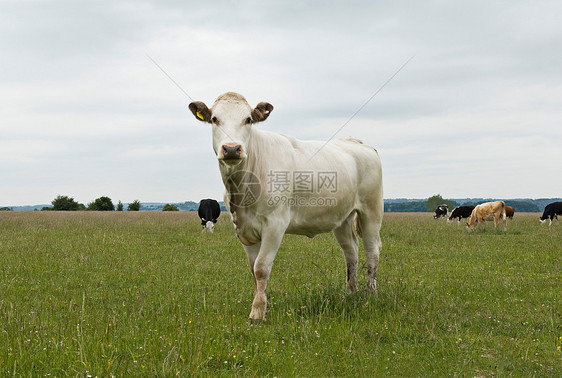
[189,92,383,321]
[466,200,507,231]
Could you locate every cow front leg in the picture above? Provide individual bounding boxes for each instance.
[243,242,261,294]
[249,230,284,321]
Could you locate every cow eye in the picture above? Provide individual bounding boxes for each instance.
[245,117,252,124]
[211,116,218,124]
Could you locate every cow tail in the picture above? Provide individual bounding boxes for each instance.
[354,213,363,239]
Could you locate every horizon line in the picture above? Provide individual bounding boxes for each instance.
[3,196,562,208]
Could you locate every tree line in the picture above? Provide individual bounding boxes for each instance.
[40,195,179,212]
[2,194,551,213]
[384,194,543,213]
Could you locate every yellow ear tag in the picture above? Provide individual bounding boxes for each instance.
[196,111,204,120]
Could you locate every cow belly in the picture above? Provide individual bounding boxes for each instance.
[233,211,338,243]
[286,204,353,237]
[286,220,340,237]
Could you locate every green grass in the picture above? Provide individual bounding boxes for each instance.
[0,211,560,376]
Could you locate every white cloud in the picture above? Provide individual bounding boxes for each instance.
[121,145,188,159]
[0,139,69,163]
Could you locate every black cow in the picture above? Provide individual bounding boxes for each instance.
[539,201,562,226]
[433,204,448,219]
[198,199,221,233]
[448,205,475,224]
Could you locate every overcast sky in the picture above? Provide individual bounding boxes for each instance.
[1,0,561,206]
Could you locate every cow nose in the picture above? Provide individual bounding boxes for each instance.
[222,144,242,160]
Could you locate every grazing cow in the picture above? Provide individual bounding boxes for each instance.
[539,201,562,226]
[466,201,507,230]
[198,199,221,233]
[433,204,448,219]
[189,92,383,321]
[505,206,515,219]
[448,206,475,224]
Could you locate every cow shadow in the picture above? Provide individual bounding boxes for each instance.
[275,282,401,321]
[469,227,513,235]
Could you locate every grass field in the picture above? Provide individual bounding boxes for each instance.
[0,211,560,376]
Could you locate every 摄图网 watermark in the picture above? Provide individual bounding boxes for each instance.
[225,170,339,208]
[267,195,337,207]
[266,170,338,194]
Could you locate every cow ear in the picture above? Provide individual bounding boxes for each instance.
[251,102,274,123]
[188,101,212,123]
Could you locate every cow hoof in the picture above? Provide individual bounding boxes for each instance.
[249,307,266,322]
[248,318,264,325]
[346,282,359,293]
[365,280,377,293]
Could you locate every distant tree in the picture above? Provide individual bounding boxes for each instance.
[0,207,12,211]
[425,194,458,212]
[51,195,82,211]
[41,206,53,211]
[117,200,124,211]
[87,196,115,211]
[384,201,426,212]
[505,201,539,212]
[162,204,179,211]
[128,200,141,211]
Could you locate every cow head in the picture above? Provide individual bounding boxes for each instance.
[189,92,273,167]
[204,220,215,233]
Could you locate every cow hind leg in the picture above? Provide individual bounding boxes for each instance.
[333,213,359,293]
[357,210,383,292]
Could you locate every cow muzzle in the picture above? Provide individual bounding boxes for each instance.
[221,143,243,161]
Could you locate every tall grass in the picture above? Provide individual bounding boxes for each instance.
[0,211,560,375]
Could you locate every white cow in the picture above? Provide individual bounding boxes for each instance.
[189,92,383,321]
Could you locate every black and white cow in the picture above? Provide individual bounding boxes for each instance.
[539,201,562,226]
[198,199,221,233]
[433,204,448,219]
[448,205,475,224]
